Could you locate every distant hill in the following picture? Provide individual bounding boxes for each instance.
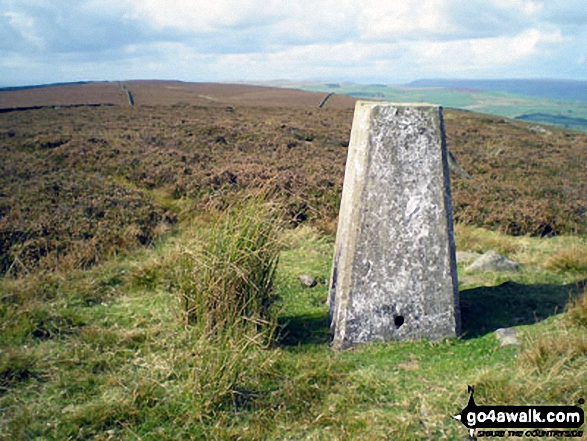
[0,80,356,111]
[405,79,587,103]
[5,79,587,131]
[298,81,587,132]
[0,81,96,92]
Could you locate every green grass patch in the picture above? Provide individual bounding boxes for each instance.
[1,223,586,439]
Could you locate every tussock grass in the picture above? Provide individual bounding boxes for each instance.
[468,288,587,418]
[0,348,37,392]
[1,213,586,439]
[519,327,587,375]
[473,328,587,415]
[454,222,521,256]
[177,197,281,340]
[544,244,587,272]
[188,330,278,424]
[567,285,587,328]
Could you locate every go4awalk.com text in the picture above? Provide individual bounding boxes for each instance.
[453,387,584,438]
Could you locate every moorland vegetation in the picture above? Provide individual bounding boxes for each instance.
[0,83,586,439]
[1,94,585,275]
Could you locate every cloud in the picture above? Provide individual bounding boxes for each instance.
[2,10,45,50]
[118,0,361,52]
[118,0,279,33]
[405,28,566,79]
[1,0,163,55]
[358,0,544,43]
[359,0,451,41]
[0,0,584,86]
[488,0,541,16]
[472,28,565,62]
[534,1,587,26]
[121,0,360,36]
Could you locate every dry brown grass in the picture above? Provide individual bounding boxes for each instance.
[567,285,587,327]
[125,80,357,109]
[518,326,587,374]
[1,81,356,110]
[445,112,587,236]
[543,244,587,272]
[0,82,128,108]
[1,82,586,276]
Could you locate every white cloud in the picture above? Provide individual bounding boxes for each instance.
[545,5,587,27]
[407,28,566,77]
[118,0,288,33]
[0,0,585,86]
[145,1,272,31]
[358,0,545,43]
[118,0,361,48]
[3,11,45,49]
[488,0,541,16]
[470,28,565,64]
[359,0,452,41]
[0,52,41,69]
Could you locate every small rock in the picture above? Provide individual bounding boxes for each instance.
[456,251,482,264]
[466,250,520,272]
[299,275,317,288]
[494,328,519,346]
[529,125,552,135]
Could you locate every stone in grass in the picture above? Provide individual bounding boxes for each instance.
[455,251,482,264]
[466,250,520,272]
[299,274,318,288]
[529,125,552,136]
[494,328,519,346]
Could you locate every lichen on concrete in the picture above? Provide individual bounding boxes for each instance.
[329,102,460,349]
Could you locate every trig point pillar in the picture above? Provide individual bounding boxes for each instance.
[329,102,460,349]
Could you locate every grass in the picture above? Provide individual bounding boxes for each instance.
[177,196,281,339]
[1,101,585,277]
[0,94,586,438]
[1,221,586,440]
[455,223,587,285]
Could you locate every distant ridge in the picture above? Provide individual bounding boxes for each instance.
[0,80,357,110]
[0,81,96,92]
[405,79,587,102]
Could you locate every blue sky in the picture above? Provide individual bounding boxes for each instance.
[1,0,586,87]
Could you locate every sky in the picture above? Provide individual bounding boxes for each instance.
[1,0,586,87]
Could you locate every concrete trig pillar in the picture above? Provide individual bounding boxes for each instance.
[329,102,460,349]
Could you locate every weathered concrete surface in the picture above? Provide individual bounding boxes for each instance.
[329,102,460,349]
